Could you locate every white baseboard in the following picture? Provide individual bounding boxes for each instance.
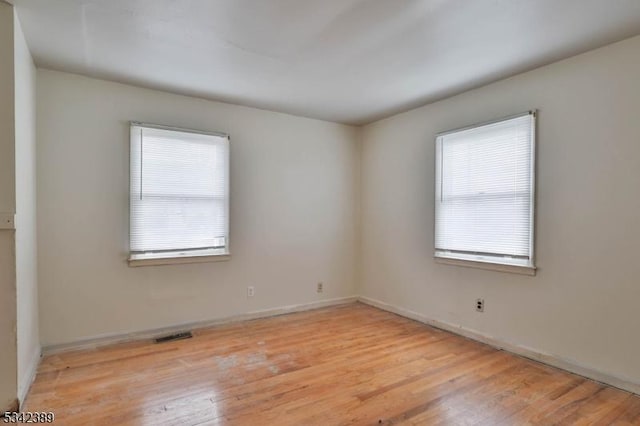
[358,296,640,396]
[43,296,358,355]
[18,346,41,408]
[39,294,640,396]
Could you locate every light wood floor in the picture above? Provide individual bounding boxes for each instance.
[25,303,640,425]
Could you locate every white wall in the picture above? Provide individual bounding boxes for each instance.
[0,2,17,411]
[361,35,640,388]
[14,12,39,404]
[37,70,360,346]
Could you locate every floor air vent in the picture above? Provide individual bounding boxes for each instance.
[154,331,193,343]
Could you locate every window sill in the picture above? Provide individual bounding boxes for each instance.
[128,249,231,267]
[434,255,536,276]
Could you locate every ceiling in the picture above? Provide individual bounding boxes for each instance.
[11,0,640,125]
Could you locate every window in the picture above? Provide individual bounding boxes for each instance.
[129,123,230,266]
[434,112,536,274]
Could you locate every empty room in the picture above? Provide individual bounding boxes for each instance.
[2,0,640,424]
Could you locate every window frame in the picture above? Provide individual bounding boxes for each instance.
[433,111,537,275]
[128,122,231,267]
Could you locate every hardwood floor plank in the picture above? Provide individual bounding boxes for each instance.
[24,303,640,425]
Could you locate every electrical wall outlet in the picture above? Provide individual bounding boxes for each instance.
[247,286,255,297]
[317,282,323,293]
[476,298,484,312]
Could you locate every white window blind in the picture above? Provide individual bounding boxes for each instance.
[434,112,535,268]
[130,123,230,260]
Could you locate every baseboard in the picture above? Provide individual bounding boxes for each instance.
[43,296,358,355]
[39,294,640,395]
[358,296,640,395]
[18,346,41,408]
